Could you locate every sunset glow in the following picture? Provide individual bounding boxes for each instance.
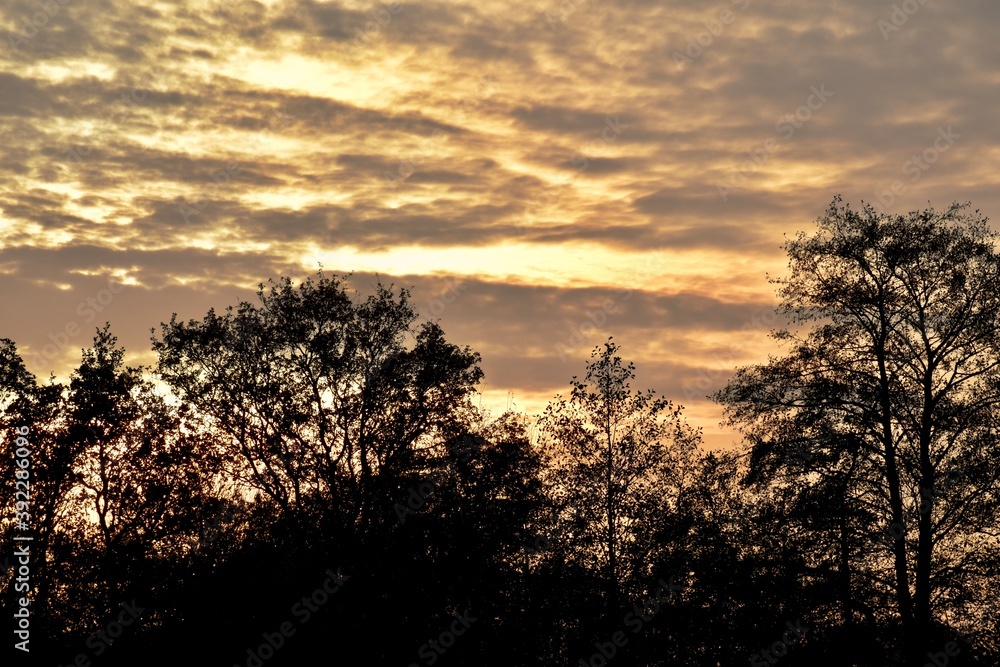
[2,0,995,448]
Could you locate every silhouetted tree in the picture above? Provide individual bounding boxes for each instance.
[714,197,1000,663]
[539,338,700,623]
[152,272,483,540]
[149,272,489,664]
[64,325,212,617]
[1,328,219,663]
[0,339,79,649]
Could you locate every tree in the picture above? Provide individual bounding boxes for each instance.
[539,338,700,618]
[65,325,212,610]
[0,339,79,646]
[152,271,484,537]
[713,197,1000,662]
[0,328,215,659]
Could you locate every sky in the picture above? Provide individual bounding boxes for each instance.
[1,0,997,449]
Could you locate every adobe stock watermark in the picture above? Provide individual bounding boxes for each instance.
[578,577,684,667]
[408,610,477,666]
[394,435,486,523]
[877,0,930,40]
[871,126,959,211]
[55,600,147,666]
[31,279,126,370]
[542,0,591,30]
[189,503,237,559]
[922,643,960,667]
[350,1,402,48]
[12,425,32,653]
[7,0,72,51]
[553,250,664,363]
[65,72,159,163]
[394,469,447,524]
[872,456,977,551]
[383,75,496,189]
[749,619,808,666]
[672,0,751,70]
[232,568,349,667]
[514,115,627,237]
[716,84,833,201]
[522,503,587,557]
[425,280,467,318]
[920,636,971,667]
[522,517,570,558]
[681,306,779,403]
[447,434,488,463]
[12,543,31,653]
[553,291,631,364]
[179,108,295,223]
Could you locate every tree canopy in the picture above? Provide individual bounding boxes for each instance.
[715,197,1000,662]
[2,215,999,665]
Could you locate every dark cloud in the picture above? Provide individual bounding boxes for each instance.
[0,0,996,444]
[512,104,631,137]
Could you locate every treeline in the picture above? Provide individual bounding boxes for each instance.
[3,199,999,666]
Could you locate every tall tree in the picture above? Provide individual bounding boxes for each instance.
[1,329,215,657]
[63,325,212,622]
[714,197,1000,661]
[539,338,700,617]
[0,340,79,647]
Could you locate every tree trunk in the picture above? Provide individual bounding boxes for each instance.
[914,376,935,647]
[606,420,619,616]
[876,348,915,638]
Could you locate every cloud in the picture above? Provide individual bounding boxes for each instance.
[1,0,996,446]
